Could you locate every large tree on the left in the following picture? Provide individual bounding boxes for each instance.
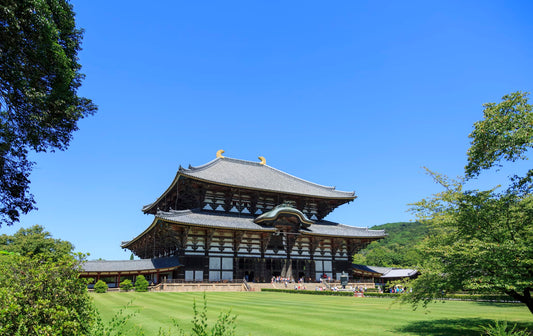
[0,0,96,226]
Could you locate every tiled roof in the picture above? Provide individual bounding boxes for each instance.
[180,157,355,199]
[380,268,418,278]
[81,255,181,273]
[155,209,385,238]
[302,220,386,237]
[156,209,275,231]
[352,264,391,275]
[352,264,418,278]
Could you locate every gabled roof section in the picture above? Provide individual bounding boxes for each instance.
[143,156,356,213]
[254,204,314,227]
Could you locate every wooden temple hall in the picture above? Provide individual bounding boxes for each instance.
[114,151,386,283]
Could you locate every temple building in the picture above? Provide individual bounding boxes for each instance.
[118,151,386,283]
[352,264,419,284]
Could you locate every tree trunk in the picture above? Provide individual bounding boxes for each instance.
[506,288,533,315]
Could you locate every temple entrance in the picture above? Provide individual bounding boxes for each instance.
[244,271,254,282]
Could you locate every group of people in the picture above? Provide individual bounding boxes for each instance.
[271,276,293,284]
[376,286,410,293]
[389,286,410,293]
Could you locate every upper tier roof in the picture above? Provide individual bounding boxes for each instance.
[182,157,356,198]
[143,155,358,214]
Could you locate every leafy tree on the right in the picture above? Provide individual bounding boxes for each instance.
[405,91,533,314]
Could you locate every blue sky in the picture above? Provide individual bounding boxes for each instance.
[2,1,532,260]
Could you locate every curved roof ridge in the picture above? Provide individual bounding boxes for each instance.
[159,209,193,216]
[260,161,353,195]
[180,157,222,173]
[181,156,354,196]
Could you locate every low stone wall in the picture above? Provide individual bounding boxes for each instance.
[156,283,245,292]
[149,281,376,293]
[248,282,375,292]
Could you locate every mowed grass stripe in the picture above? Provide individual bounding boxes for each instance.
[91,292,533,335]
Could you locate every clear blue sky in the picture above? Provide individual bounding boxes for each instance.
[2,1,532,260]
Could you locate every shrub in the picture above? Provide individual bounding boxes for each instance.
[0,253,96,335]
[94,280,108,293]
[135,275,149,292]
[482,321,531,336]
[120,279,133,292]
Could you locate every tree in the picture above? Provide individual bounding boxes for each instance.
[352,222,428,268]
[0,253,96,335]
[465,91,533,182]
[406,92,533,314]
[0,0,96,227]
[0,224,73,260]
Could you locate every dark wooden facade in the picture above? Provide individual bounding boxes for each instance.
[123,154,386,282]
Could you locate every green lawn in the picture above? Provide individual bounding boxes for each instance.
[91,291,532,335]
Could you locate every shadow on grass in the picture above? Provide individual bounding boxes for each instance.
[395,318,533,336]
[472,301,525,309]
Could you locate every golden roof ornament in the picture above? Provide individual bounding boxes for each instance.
[216,149,225,159]
[258,156,266,165]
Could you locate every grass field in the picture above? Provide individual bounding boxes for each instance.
[91,291,532,335]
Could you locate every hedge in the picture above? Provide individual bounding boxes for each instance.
[260,289,518,302]
[261,289,354,296]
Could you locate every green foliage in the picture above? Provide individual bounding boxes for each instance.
[120,279,133,292]
[135,275,149,292]
[405,92,533,315]
[0,253,96,335]
[353,221,429,267]
[482,321,531,336]
[94,280,108,294]
[0,225,73,260]
[259,289,513,300]
[465,91,533,179]
[0,0,97,227]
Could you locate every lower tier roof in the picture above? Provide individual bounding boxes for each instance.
[122,209,386,248]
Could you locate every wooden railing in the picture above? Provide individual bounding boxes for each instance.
[242,279,251,291]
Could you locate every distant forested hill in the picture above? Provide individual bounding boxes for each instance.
[353,221,429,268]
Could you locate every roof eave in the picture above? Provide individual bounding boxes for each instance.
[180,174,357,200]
